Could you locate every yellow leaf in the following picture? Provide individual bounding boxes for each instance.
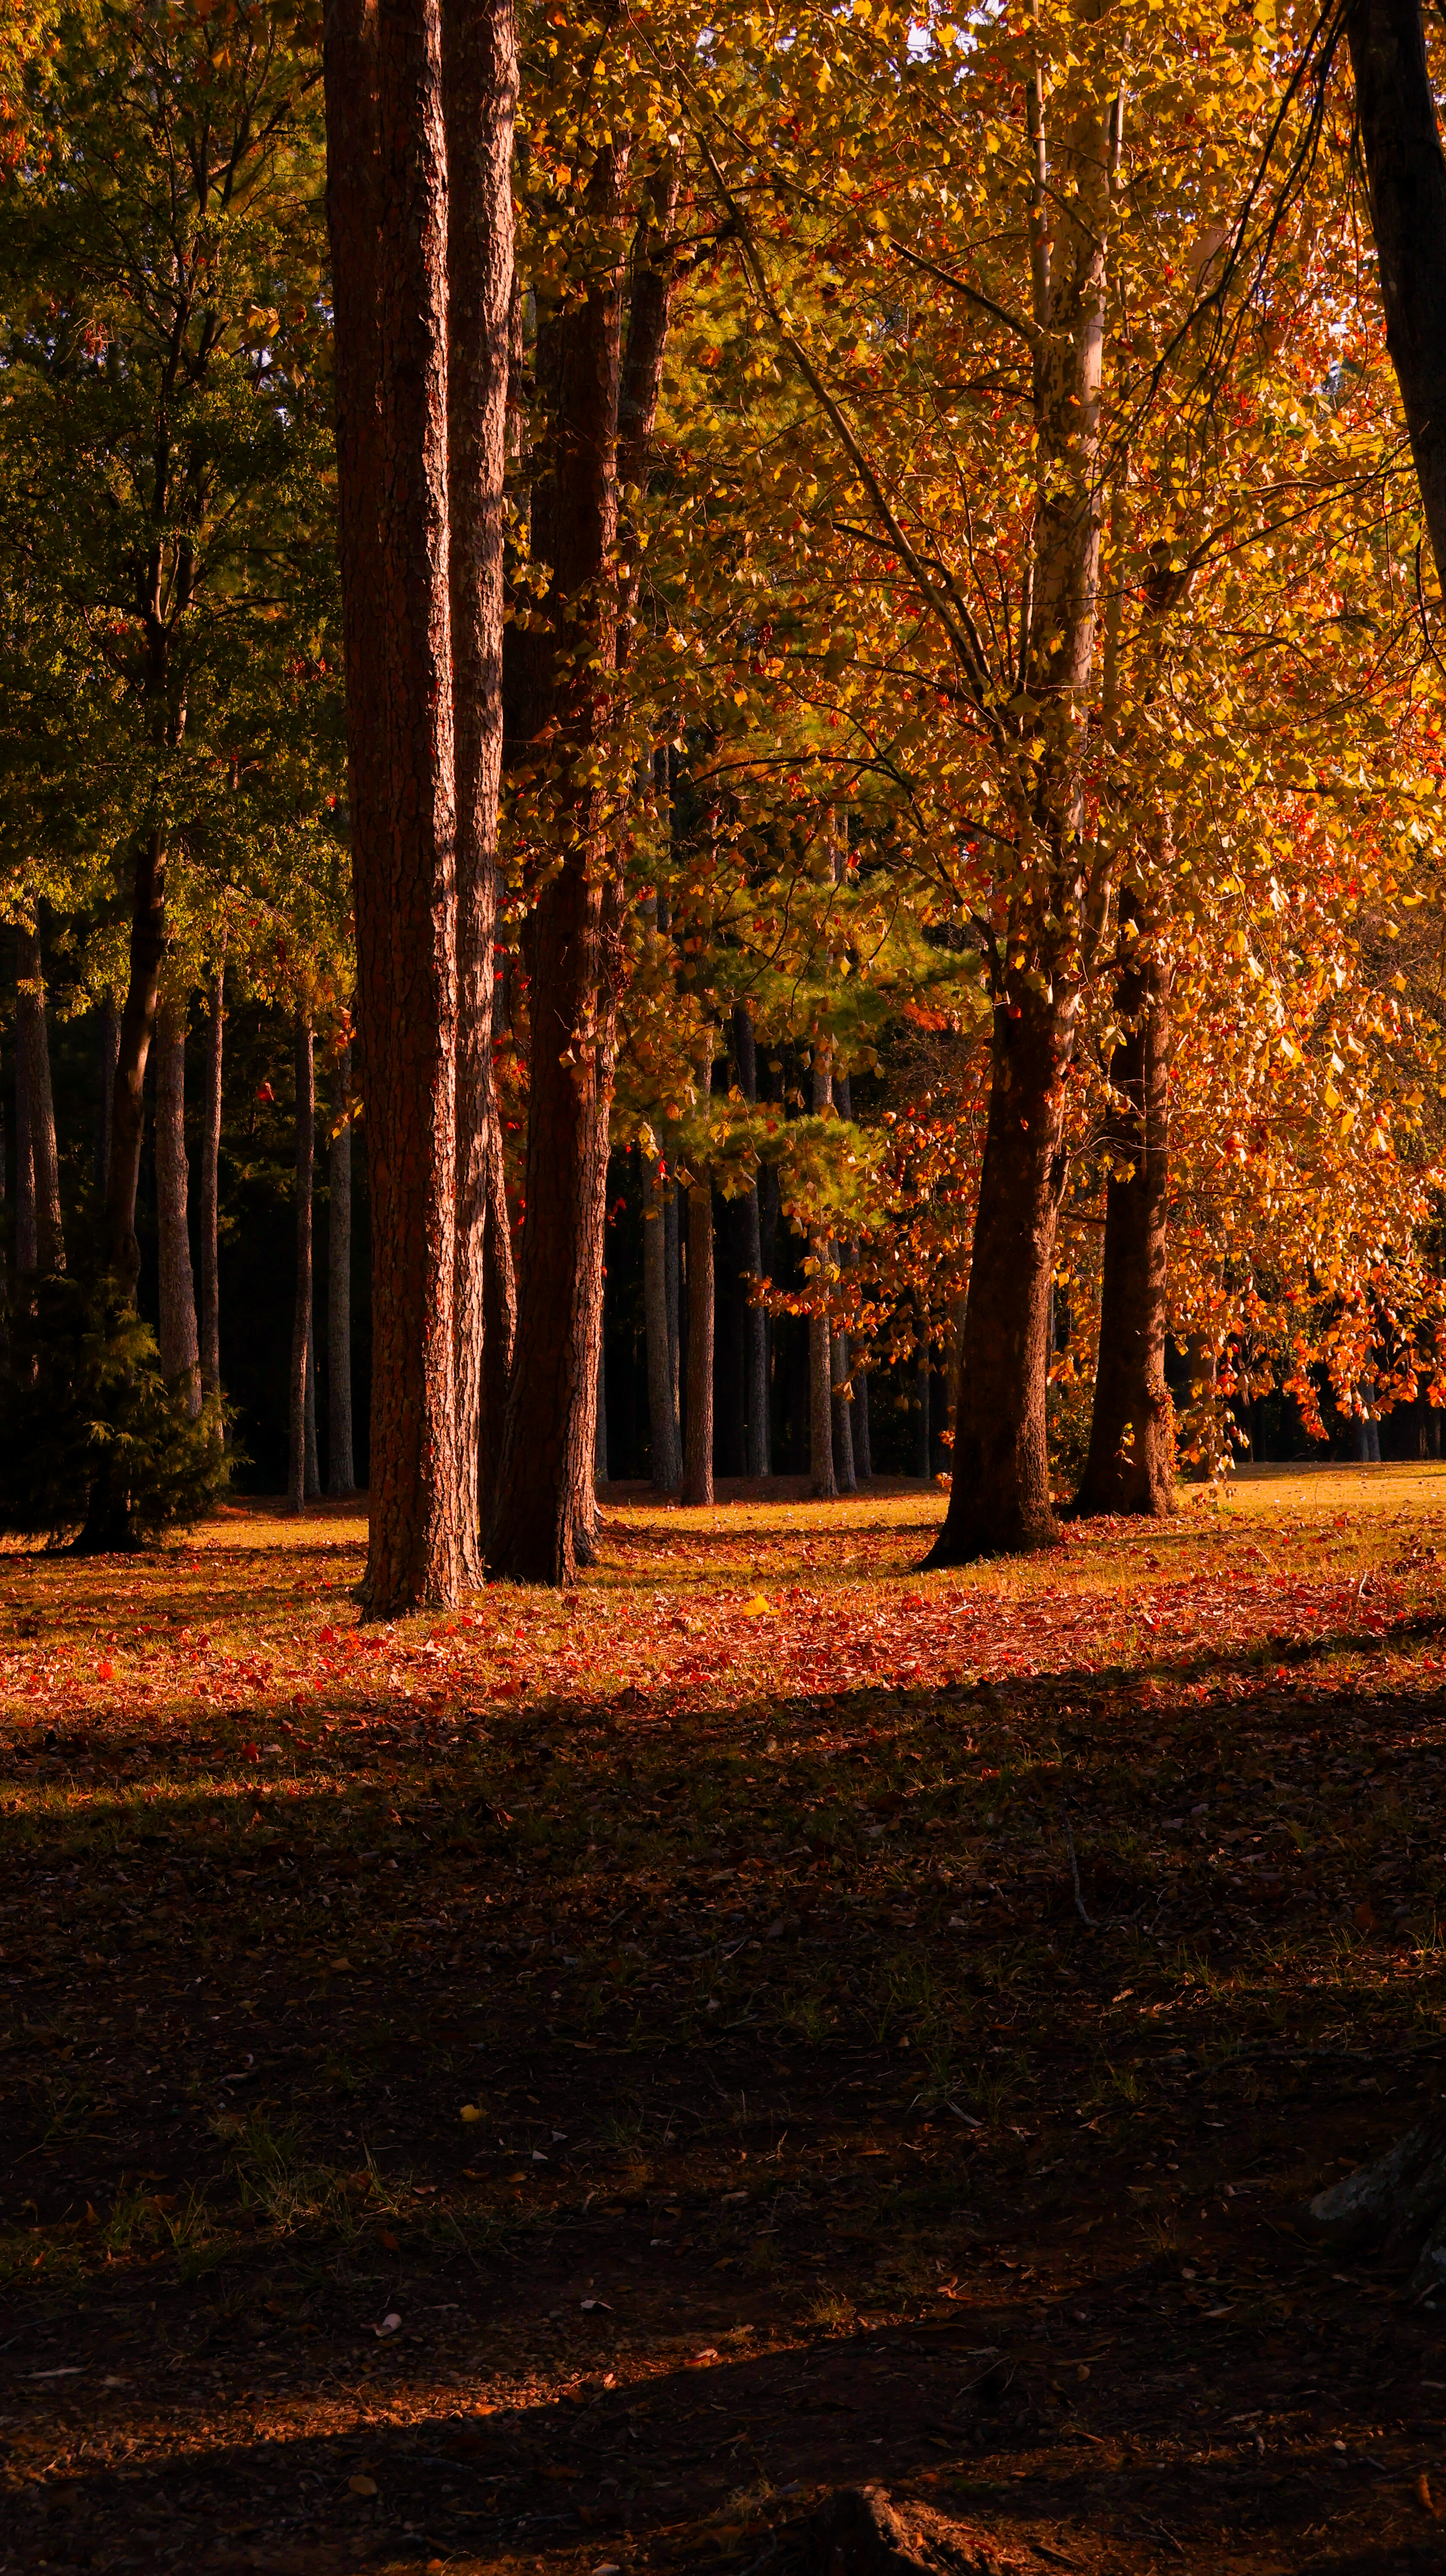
[741,1594,775,1618]
[460,2103,483,2124]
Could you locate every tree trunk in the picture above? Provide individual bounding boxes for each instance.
[809,1039,837,1498]
[198,963,224,1437]
[595,1325,609,1486]
[681,1172,715,1505]
[478,1102,515,1530]
[1347,0,1446,592]
[1074,896,1173,1516]
[914,1315,931,1480]
[488,146,630,1584]
[15,928,63,1276]
[731,1002,769,1476]
[328,1040,355,1494]
[154,998,201,1417]
[289,1015,314,1515]
[445,0,515,1582]
[927,994,1066,1558]
[665,1160,681,1434]
[106,830,167,1290]
[643,1146,683,1488]
[927,56,1115,1567]
[832,1323,857,1493]
[325,0,464,1609]
[94,996,119,1202]
[305,1316,321,1499]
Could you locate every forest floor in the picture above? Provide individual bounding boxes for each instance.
[3,1467,1446,2576]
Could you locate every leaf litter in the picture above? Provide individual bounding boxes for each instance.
[2,1467,1446,2570]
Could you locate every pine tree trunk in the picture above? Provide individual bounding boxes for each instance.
[289,1015,314,1515]
[154,998,201,1417]
[681,1174,715,1506]
[198,963,224,1437]
[328,1040,355,1494]
[1074,896,1173,1516]
[94,997,119,1201]
[106,830,167,1290]
[488,146,630,1585]
[643,1147,683,1489]
[1347,0,1446,590]
[445,0,515,1583]
[15,928,64,1277]
[325,0,465,1609]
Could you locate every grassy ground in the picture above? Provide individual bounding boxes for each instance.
[3,1467,1446,2574]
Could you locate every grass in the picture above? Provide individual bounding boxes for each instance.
[2,1465,1446,2574]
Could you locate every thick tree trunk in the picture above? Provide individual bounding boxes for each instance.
[681,1173,715,1506]
[289,1016,314,1515]
[1074,899,1173,1516]
[928,58,1114,1567]
[326,0,464,1609]
[106,830,167,1290]
[15,929,63,1277]
[198,963,224,1433]
[488,147,630,1584]
[445,0,515,1581]
[328,1040,355,1494]
[94,996,119,1202]
[1347,0,1446,592]
[154,998,201,1416]
[832,1324,857,1492]
[914,1323,931,1479]
[643,1146,683,1488]
[927,995,1066,1558]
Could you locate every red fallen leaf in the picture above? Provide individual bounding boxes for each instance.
[97,1661,115,1683]
[255,1080,275,1104]
[1354,1899,1377,1933]
[380,2230,400,2251]
[244,1743,261,1763]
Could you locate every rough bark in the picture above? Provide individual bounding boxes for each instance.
[681,1171,715,1506]
[154,998,201,1416]
[445,0,515,1580]
[1074,894,1173,1516]
[326,0,464,1608]
[927,54,1115,1567]
[106,831,167,1290]
[1347,0,1446,592]
[15,928,64,1277]
[328,1041,355,1494]
[488,146,630,1584]
[289,1015,315,1515]
[643,1146,683,1489]
[94,996,119,1202]
[198,963,224,1432]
